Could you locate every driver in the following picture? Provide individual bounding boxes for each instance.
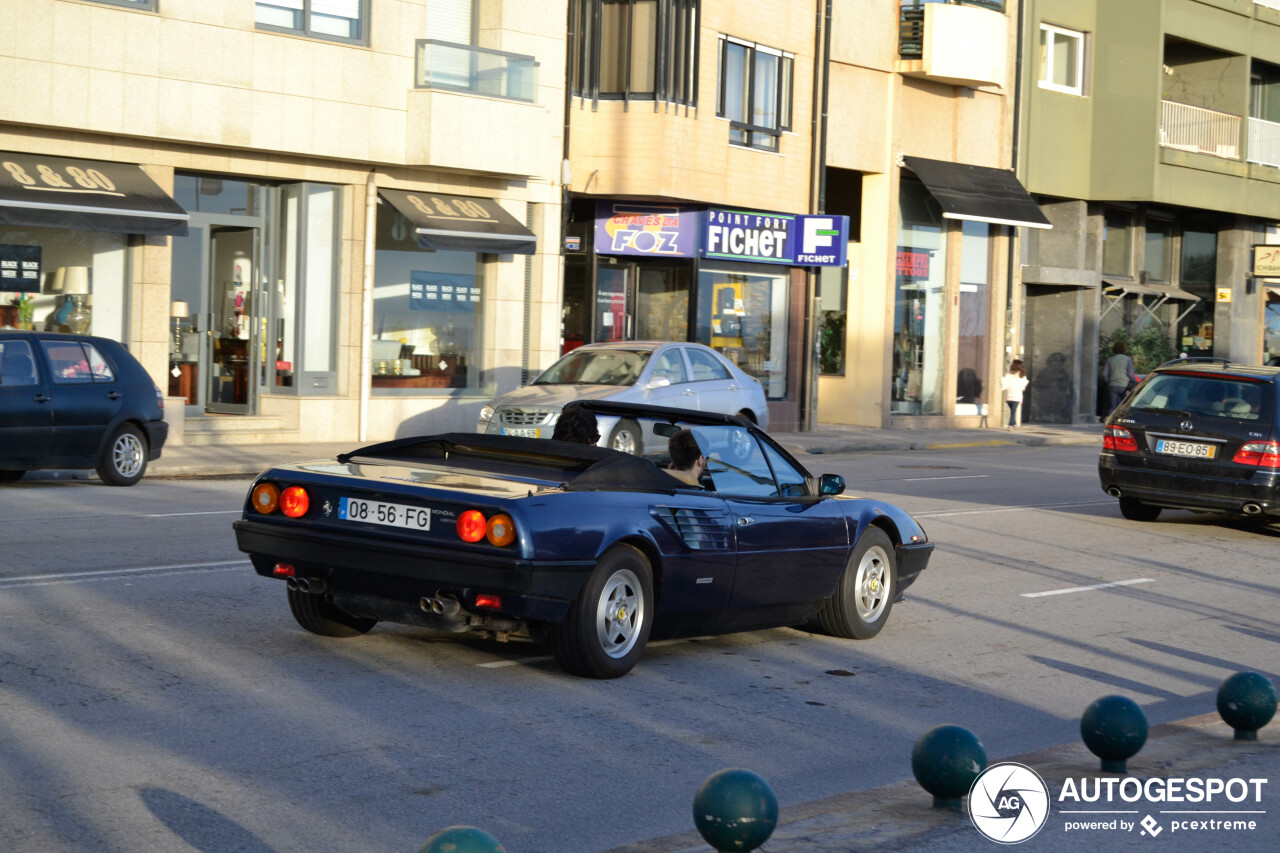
[667,428,706,488]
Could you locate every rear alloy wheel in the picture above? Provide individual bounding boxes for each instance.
[549,544,653,678]
[97,425,148,486]
[608,419,644,456]
[817,527,897,640]
[1118,496,1162,522]
[0,470,25,483]
[287,586,376,638]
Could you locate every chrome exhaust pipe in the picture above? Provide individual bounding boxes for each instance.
[1242,503,1262,515]
[286,576,301,592]
[1106,487,1122,498]
[419,595,462,616]
[289,577,328,595]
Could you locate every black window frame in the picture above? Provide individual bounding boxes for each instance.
[255,0,370,46]
[570,0,700,108]
[84,0,157,8]
[716,35,793,152]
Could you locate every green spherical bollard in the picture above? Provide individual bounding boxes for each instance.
[911,724,988,810]
[1217,671,1278,741]
[419,826,506,853]
[1081,695,1147,773]
[692,768,778,852]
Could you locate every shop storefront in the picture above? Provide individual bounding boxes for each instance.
[0,151,188,338]
[563,198,848,429]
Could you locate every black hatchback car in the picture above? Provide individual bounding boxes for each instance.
[1099,358,1280,522]
[0,330,168,486]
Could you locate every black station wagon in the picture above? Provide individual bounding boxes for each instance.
[1099,358,1280,522]
[0,330,168,486]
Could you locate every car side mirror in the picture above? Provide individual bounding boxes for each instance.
[819,473,845,496]
[646,376,671,389]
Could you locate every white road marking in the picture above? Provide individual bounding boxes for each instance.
[917,500,1114,518]
[1021,578,1155,598]
[146,510,243,518]
[900,474,991,482]
[0,560,251,590]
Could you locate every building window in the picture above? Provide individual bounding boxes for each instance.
[1102,209,1133,277]
[85,0,157,8]
[256,0,368,44]
[570,0,699,106]
[1143,219,1174,282]
[717,36,793,152]
[1039,23,1084,95]
[893,177,946,416]
[373,202,484,393]
[957,221,992,416]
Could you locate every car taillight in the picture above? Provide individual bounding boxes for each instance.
[1232,441,1280,468]
[155,384,164,409]
[475,594,502,610]
[486,513,516,547]
[280,486,310,517]
[251,482,281,514]
[1103,426,1138,452]
[457,509,487,542]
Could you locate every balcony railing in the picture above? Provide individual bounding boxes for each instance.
[1160,100,1241,159]
[415,40,538,102]
[1248,116,1280,168]
[899,1,1006,57]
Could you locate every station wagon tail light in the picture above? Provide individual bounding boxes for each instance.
[457,509,487,542]
[280,486,310,518]
[486,513,516,547]
[251,482,281,514]
[1103,426,1138,452]
[475,594,502,610]
[1232,441,1280,468]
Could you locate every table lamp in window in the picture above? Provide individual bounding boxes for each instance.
[63,266,91,334]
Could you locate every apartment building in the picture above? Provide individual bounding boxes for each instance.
[815,0,1044,429]
[0,0,566,445]
[1017,0,1280,424]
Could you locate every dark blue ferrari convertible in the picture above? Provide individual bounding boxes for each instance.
[233,402,934,678]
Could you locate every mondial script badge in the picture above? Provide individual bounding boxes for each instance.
[969,762,1050,844]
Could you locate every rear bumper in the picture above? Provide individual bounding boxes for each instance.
[1099,453,1280,515]
[234,518,592,622]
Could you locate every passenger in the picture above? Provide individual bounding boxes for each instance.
[666,428,705,488]
[551,405,600,444]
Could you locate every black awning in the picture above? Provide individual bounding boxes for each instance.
[903,156,1051,230]
[0,151,188,236]
[1103,279,1165,297]
[379,189,536,255]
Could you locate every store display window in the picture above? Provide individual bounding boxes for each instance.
[0,226,126,340]
[695,263,788,399]
[893,177,946,415]
[373,202,484,392]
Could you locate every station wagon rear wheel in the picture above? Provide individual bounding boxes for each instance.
[97,425,148,487]
[549,544,653,678]
[287,586,376,638]
[817,527,896,640]
[1118,497,1162,522]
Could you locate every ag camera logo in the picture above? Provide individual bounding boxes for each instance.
[969,762,1051,844]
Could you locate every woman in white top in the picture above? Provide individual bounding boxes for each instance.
[1000,359,1029,431]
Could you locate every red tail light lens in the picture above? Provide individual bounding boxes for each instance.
[272,563,296,577]
[457,510,487,542]
[251,482,281,514]
[1233,441,1280,468]
[475,594,502,610]
[1103,426,1138,452]
[280,486,310,518]
[486,513,516,547]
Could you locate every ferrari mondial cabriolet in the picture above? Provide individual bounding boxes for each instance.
[233,402,934,678]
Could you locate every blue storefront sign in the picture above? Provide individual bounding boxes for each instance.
[700,210,848,267]
[595,202,698,257]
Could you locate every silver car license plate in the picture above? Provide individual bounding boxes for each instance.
[501,427,540,438]
[338,497,431,530]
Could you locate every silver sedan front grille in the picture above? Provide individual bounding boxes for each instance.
[495,408,558,426]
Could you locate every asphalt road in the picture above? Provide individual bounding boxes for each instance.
[0,445,1275,852]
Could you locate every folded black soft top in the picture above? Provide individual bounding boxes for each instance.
[337,432,686,493]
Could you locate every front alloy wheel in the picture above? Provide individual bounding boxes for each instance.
[817,527,897,640]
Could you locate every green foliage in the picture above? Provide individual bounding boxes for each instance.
[1099,325,1174,375]
[819,310,846,375]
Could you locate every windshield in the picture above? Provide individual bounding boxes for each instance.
[534,349,650,386]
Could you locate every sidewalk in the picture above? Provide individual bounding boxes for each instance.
[129,422,1101,481]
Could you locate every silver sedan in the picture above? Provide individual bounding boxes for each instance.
[476,341,770,454]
